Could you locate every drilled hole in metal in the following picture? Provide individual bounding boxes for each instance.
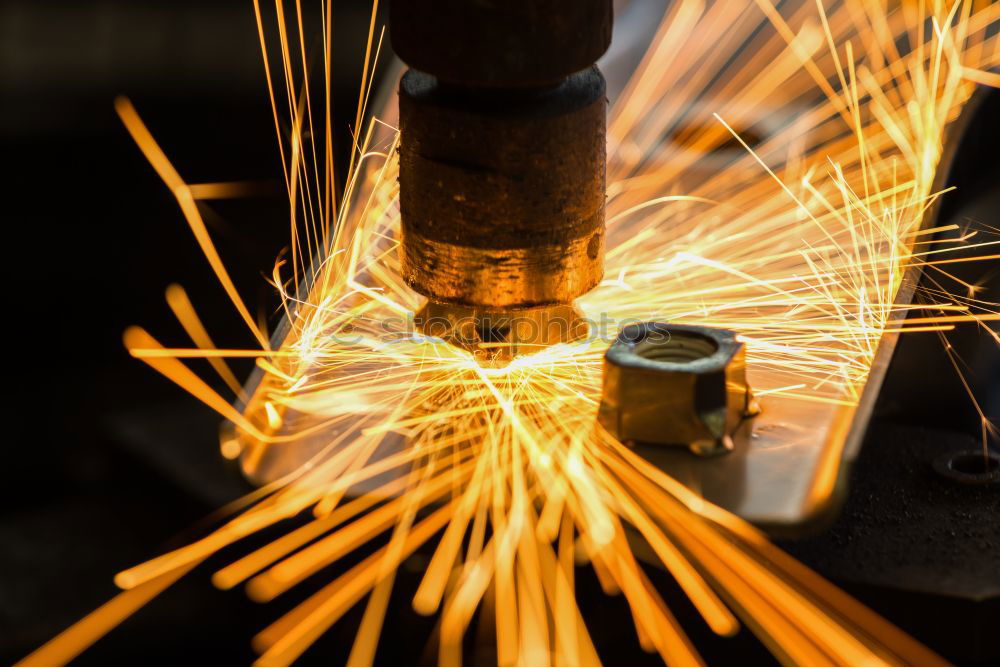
[933,450,1000,485]
[951,452,999,475]
[633,332,718,363]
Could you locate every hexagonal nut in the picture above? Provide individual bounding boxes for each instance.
[597,322,758,456]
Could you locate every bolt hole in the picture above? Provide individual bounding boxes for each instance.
[951,452,999,475]
[933,450,1000,485]
[633,332,718,363]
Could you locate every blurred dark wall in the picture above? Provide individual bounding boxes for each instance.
[5,0,391,481]
[2,1,392,661]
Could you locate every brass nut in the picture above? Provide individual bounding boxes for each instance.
[598,322,758,457]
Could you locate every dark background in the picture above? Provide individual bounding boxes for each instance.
[3,0,398,661]
[3,1,998,665]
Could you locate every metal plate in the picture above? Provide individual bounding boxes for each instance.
[233,10,986,537]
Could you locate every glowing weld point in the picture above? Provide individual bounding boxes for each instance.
[566,456,585,478]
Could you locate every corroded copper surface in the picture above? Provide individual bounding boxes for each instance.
[398,68,607,308]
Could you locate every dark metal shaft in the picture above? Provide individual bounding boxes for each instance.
[391,0,613,311]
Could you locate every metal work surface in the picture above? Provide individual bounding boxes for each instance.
[233,7,986,536]
[235,339,884,534]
